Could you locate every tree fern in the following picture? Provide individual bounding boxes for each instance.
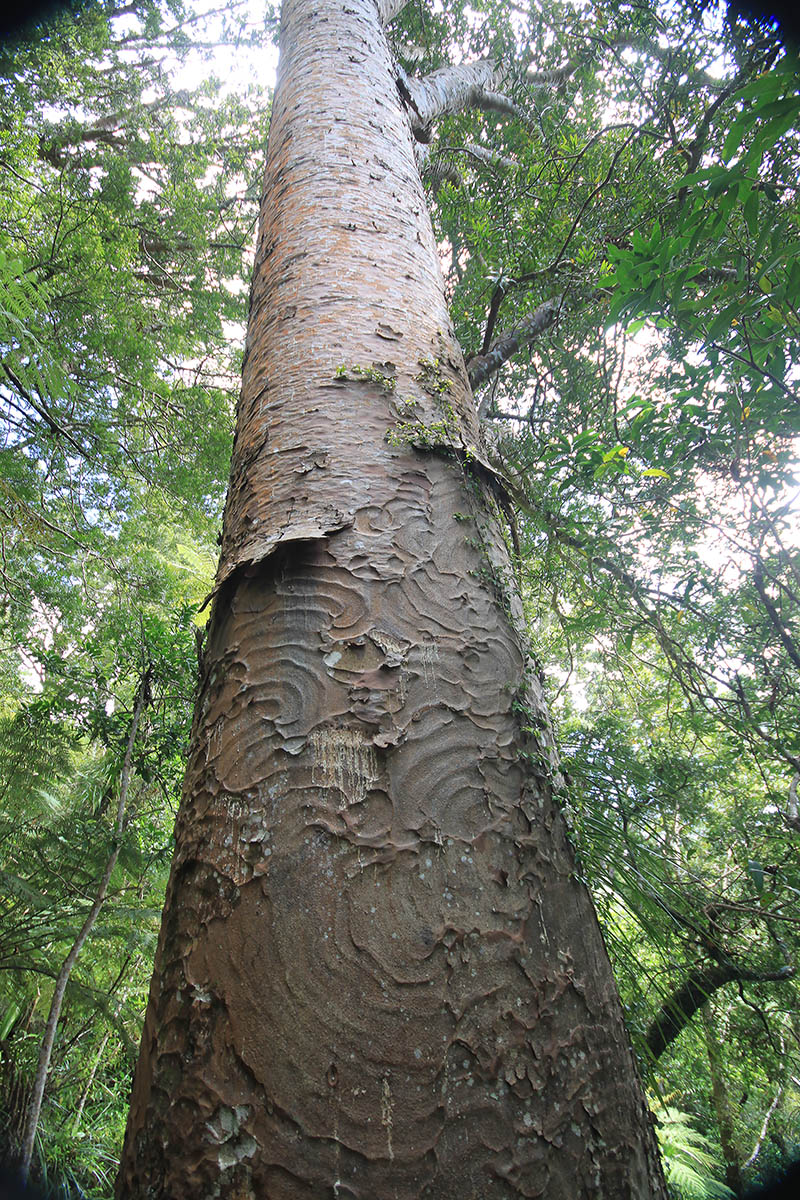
[0,709,75,821]
[0,247,70,415]
[651,1097,734,1200]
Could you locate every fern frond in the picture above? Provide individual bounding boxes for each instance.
[650,1097,735,1200]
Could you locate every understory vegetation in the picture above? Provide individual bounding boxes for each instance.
[1,0,798,1195]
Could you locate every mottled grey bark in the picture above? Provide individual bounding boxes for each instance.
[404,57,501,126]
[376,0,408,24]
[116,2,667,1196]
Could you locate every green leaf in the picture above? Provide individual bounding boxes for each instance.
[0,1001,22,1040]
[747,859,765,894]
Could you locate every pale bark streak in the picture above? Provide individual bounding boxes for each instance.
[20,672,149,1179]
[72,1031,111,1136]
[787,771,800,831]
[462,142,518,170]
[743,1084,784,1170]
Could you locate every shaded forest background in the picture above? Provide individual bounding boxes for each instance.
[0,0,798,1195]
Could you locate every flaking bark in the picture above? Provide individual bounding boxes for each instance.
[117,2,668,1196]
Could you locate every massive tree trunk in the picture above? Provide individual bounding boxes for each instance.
[116,1,667,1196]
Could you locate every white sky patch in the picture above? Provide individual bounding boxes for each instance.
[17,599,59,693]
[110,0,279,111]
[162,0,278,96]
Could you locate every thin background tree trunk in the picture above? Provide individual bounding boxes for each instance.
[703,1005,743,1196]
[20,671,149,1179]
[116,2,666,1195]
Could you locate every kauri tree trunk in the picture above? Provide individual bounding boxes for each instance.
[116,1,667,1196]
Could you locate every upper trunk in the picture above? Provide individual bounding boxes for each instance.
[116,2,667,1196]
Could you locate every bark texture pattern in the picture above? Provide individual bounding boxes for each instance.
[117,2,667,1197]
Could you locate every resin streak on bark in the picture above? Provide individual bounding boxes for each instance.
[117,1,667,1196]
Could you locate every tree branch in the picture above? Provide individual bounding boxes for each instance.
[787,771,800,832]
[523,511,800,774]
[480,278,510,356]
[377,0,409,24]
[473,90,532,126]
[646,959,795,1062]
[467,295,563,399]
[752,561,800,672]
[684,59,762,175]
[460,142,518,171]
[709,341,799,406]
[527,53,585,85]
[19,670,151,1180]
[743,1081,784,1172]
[403,59,511,135]
[1,363,84,456]
[423,153,463,192]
